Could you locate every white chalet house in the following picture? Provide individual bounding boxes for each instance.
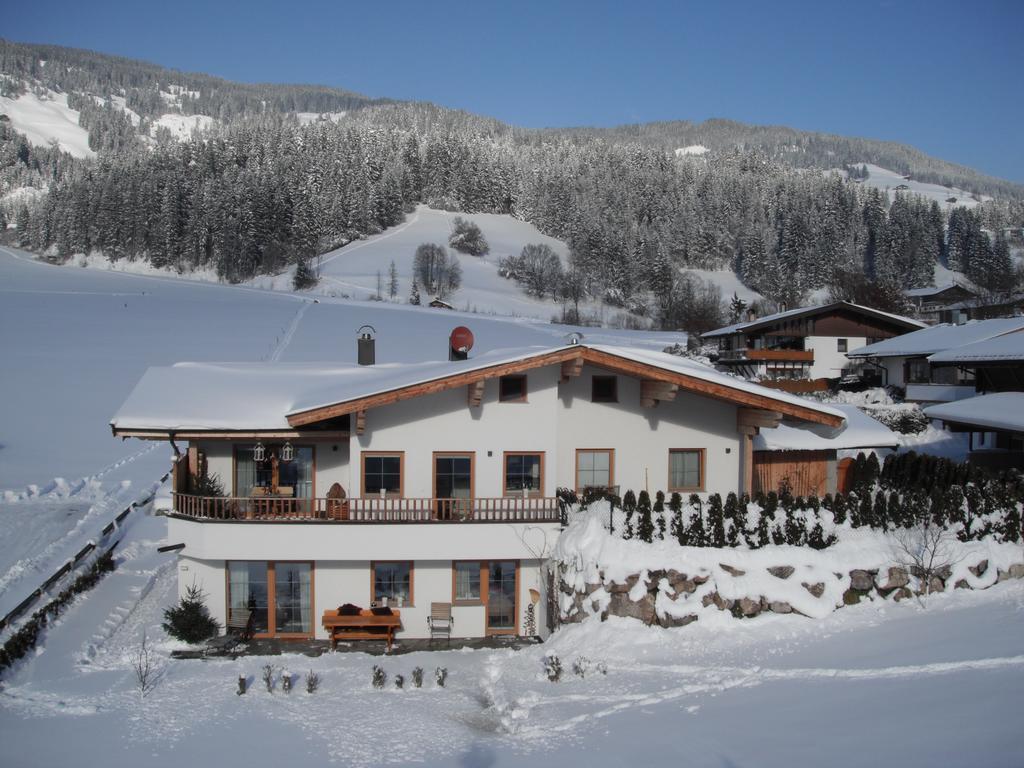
[111,341,844,643]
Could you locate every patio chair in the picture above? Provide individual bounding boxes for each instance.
[427,602,453,645]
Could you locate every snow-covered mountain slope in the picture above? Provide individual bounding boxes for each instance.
[0,86,94,158]
[853,163,988,210]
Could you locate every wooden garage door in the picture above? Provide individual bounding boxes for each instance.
[753,450,830,497]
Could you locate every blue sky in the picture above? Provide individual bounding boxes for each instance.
[7,0,1024,182]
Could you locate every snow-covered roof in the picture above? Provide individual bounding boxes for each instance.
[924,393,1024,433]
[847,318,1024,359]
[701,302,924,339]
[928,328,1024,365]
[903,282,975,299]
[111,343,845,433]
[753,405,899,452]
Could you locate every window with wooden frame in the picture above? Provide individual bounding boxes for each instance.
[498,374,528,402]
[503,452,544,496]
[576,449,614,492]
[226,560,314,639]
[669,448,705,492]
[591,375,618,403]
[837,338,848,353]
[361,452,403,497]
[452,561,483,604]
[371,561,413,607]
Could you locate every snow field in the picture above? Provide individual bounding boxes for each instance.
[0,87,95,159]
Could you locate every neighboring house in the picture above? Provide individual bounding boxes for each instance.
[847,318,1024,403]
[924,393,1024,471]
[928,327,1024,393]
[702,302,925,392]
[752,404,899,496]
[933,293,1024,325]
[111,340,843,642]
[903,283,977,324]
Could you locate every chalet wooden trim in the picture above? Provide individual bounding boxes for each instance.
[560,356,583,381]
[640,379,678,408]
[737,408,783,430]
[467,380,485,407]
[281,346,843,428]
[355,410,366,435]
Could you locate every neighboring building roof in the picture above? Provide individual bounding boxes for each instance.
[701,301,925,339]
[924,393,1024,433]
[903,282,975,299]
[847,317,1024,359]
[111,343,846,436]
[928,327,1024,366]
[936,293,1024,312]
[753,404,899,452]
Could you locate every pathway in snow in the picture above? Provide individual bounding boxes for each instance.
[267,299,313,362]
[317,207,422,269]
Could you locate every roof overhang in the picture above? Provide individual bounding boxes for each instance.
[285,346,844,429]
[110,427,350,440]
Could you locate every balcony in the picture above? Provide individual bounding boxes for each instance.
[718,348,814,364]
[170,493,561,523]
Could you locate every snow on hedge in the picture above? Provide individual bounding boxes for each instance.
[554,503,1024,622]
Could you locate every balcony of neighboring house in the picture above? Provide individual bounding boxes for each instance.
[169,492,561,523]
[716,337,814,365]
[903,359,976,403]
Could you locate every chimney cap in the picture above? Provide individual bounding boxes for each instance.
[357,324,376,339]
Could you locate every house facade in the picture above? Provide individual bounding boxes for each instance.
[702,302,925,392]
[847,318,1024,403]
[111,342,843,643]
[903,283,977,324]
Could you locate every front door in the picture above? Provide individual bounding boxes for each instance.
[486,560,517,634]
[434,453,473,519]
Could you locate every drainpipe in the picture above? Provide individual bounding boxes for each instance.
[169,432,181,459]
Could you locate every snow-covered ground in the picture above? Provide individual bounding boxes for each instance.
[149,113,216,140]
[0,87,94,159]
[1,244,1020,767]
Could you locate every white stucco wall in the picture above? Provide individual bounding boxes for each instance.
[180,554,549,640]
[353,365,561,498]
[556,363,741,495]
[805,336,868,379]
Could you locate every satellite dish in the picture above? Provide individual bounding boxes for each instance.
[450,326,475,353]
[449,326,474,360]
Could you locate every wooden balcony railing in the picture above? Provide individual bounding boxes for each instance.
[170,493,561,523]
[719,348,814,363]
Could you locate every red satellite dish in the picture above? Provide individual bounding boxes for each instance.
[450,326,475,353]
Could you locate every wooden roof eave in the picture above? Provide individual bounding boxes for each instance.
[286,346,843,429]
[110,427,350,440]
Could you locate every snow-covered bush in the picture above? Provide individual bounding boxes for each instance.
[411,667,423,688]
[544,654,563,682]
[870,406,929,434]
[305,670,320,694]
[262,664,276,693]
[372,665,387,689]
[434,667,447,687]
[162,582,219,643]
[447,217,489,256]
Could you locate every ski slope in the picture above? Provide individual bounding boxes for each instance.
[856,164,987,210]
[0,87,94,159]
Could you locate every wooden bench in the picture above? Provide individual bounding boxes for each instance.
[322,608,402,652]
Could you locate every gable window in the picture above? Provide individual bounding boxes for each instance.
[362,452,403,497]
[576,449,614,492]
[504,452,543,496]
[372,561,412,607]
[669,449,705,492]
[591,375,618,403]
[837,338,848,353]
[499,375,527,402]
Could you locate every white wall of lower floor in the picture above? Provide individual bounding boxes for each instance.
[177,555,551,641]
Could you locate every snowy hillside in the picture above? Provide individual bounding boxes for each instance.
[852,163,988,210]
[0,86,94,158]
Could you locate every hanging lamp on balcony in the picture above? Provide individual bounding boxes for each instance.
[280,441,295,462]
[252,442,266,462]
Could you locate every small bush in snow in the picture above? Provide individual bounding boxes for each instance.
[572,656,590,678]
[411,667,423,688]
[372,665,387,689]
[261,664,276,693]
[544,654,562,682]
[394,674,405,690]
[595,661,608,676]
[305,670,320,694]
[132,630,160,699]
[281,671,293,693]
[237,675,247,695]
[435,666,448,687]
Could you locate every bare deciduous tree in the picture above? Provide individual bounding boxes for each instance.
[132,630,162,699]
[891,516,961,605]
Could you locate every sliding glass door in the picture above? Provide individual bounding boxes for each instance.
[487,561,517,634]
[227,561,312,638]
